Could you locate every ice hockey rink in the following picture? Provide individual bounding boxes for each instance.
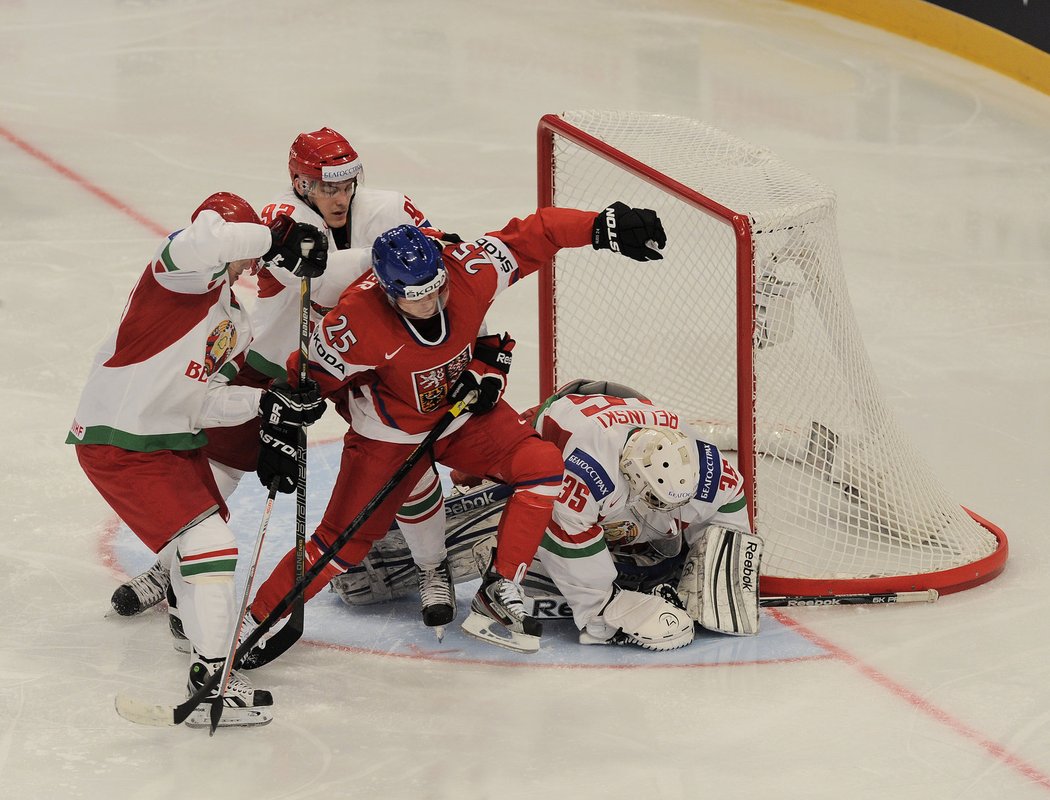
[2,1,1048,797]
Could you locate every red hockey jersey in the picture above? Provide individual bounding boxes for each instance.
[301,207,596,444]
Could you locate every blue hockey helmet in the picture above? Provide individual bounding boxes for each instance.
[372,225,448,317]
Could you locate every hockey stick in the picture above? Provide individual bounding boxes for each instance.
[207,479,280,733]
[759,589,938,607]
[114,392,476,728]
[240,277,312,670]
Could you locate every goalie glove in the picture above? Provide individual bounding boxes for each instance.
[263,215,329,278]
[592,201,667,262]
[581,585,694,651]
[448,333,514,414]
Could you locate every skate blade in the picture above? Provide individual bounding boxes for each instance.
[434,625,446,642]
[184,705,273,729]
[460,611,540,654]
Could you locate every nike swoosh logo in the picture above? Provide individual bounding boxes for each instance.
[385,345,406,360]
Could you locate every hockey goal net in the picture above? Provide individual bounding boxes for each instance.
[537,111,1007,597]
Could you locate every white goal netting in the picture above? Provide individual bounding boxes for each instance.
[539,110,1005,595]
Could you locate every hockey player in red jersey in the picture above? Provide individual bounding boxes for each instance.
[245,202,667,653]
[69,192,327,726]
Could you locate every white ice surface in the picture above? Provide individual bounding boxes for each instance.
[1,1,1048,799]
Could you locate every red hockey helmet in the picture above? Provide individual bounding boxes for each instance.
[288,127,363,185]
[191,192,261,225]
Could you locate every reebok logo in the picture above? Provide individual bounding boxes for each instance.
[741,540,758,591]
[444,490,495,515]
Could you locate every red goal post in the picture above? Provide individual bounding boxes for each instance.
[536,111,1007,598]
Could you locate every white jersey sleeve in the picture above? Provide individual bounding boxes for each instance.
[66,213,264,451]
[678,441,751,544]
[163,210,270,291]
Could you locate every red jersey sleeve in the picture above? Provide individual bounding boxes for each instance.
[486,207,597,278]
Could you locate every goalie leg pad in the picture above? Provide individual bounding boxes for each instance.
[678,527,762,636]
[597,588,694,651]
[328,508,491,607]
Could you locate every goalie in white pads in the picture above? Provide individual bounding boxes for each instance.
[529,382,762,648]
[330,379,763,648]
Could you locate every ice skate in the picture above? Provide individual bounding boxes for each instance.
[418,558,455,641]
[460,547,541,653]
[183,649,273,729]
[110,557,170,616]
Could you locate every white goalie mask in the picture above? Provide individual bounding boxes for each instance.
[619,427,701,512]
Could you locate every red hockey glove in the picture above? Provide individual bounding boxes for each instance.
[448,333,514,414]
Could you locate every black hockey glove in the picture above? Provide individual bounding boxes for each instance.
[592,201,667,262]
[448,333,514,414]
[263,215,329,278]
[259,381,326,428]
[257,422,299,494]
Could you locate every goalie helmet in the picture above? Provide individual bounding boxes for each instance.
[190,192,260,225]
[288,127,363,187]
[372,225,448,318]
[619,427,701,512]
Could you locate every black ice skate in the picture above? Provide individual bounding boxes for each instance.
[418,558,455,641]
[110,556,169,616]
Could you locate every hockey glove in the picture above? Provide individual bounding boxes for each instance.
[257,421,299,494]
[592,201,667,262]
[259,381,326,428]
[448,333,514,414]
[263,215,329,278]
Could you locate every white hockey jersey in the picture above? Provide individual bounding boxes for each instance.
[66,211,270,452]
[246,187,429,378]
[533,393,752,628]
